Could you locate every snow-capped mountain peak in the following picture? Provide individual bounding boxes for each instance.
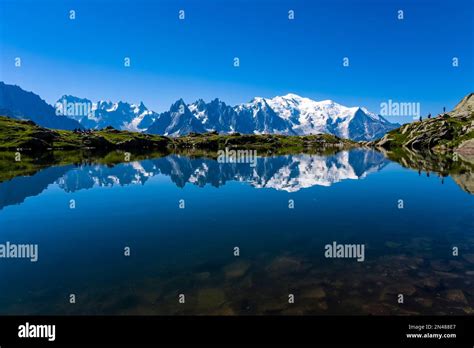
[56,96,159,132]
[146,94,399,140]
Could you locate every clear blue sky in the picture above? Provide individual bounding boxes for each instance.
[0,0,472,124]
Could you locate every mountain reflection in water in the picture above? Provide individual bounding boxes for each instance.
[0,149,390,210]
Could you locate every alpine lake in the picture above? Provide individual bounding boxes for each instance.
[0,147,473,315]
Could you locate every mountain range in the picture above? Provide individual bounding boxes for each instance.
[157,94,398,141]
[55,95,158,132]
[1,82,399,140]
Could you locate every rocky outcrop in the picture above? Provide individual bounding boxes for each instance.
[372,93,474,153]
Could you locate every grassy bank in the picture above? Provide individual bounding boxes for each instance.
[0,115,355,154]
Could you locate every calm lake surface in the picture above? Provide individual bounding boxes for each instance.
[0,149,473,315]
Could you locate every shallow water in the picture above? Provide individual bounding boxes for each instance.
[0,149,473,315]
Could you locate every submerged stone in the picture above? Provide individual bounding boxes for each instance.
[210,305,236,315]
[463,307,474,314]
[261,299,287,313]
[266,256,304,275]
[197,288,227,311]
[362,303,394,315]
[385,283,417,296]
[385,241,401,248]
[417,277,440,290]
[223,260,251,279]
[317,301,329,311]
[301,287,326,299]
[444,289,468,304]
[236,274,253,289]
[414,297,433,308]
[430,260,453,272]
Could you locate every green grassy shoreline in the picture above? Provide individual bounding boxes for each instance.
[0,115,356,154]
